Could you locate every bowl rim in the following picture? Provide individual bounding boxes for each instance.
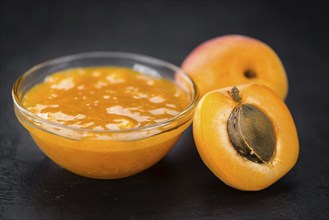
[12,51,199,134]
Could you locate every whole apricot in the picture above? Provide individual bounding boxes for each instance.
[193,83,299,191]
[181,35,288,99]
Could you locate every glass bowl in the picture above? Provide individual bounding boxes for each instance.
[12,52,198,179]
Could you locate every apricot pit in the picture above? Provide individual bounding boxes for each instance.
[227,86,275,164]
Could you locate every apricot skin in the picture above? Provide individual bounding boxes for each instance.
[181,35,288,99]
[193,84,299,191]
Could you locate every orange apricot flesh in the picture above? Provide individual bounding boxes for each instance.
[181,35,288,99]
[193,83,299,191]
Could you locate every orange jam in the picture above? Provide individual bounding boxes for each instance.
[19,66,193,179]
[23,67,189,131]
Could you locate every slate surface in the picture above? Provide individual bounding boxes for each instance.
[0,1,328,219]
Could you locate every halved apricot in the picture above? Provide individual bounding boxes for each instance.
[181,35,288,99]
[193,83,299,191]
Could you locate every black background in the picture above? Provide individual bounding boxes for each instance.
[1,1,328,219]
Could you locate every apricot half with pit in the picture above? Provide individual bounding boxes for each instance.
[181,35,288,99]
[193,84,299,191]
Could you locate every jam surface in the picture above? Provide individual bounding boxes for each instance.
[22,67,189,130]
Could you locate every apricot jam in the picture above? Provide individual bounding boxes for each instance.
[19,66,193,179]
[22,67,189,131]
